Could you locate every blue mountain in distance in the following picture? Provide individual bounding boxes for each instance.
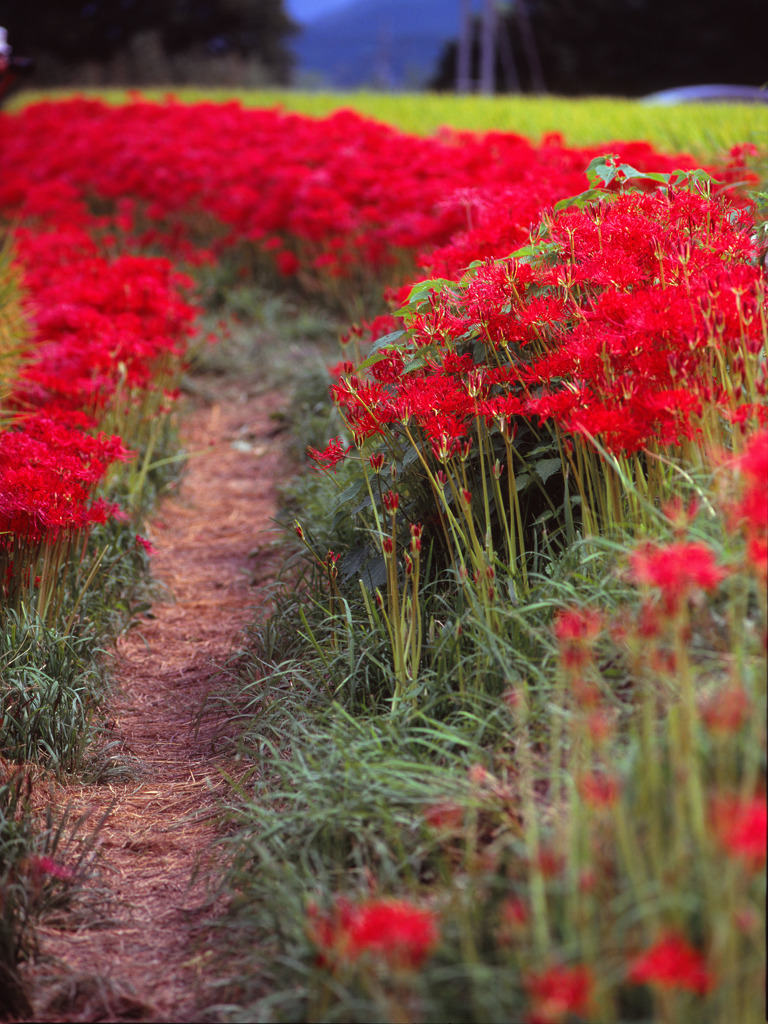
[290,0,462,89]
[286,0,354,22]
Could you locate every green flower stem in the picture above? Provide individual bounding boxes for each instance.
[501,431,528,594]
[516,679,551,958]
[673,607,707,847]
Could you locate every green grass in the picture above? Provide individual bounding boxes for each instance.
[9,87,767,160]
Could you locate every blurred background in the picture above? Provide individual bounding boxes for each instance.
[0,0,764,96]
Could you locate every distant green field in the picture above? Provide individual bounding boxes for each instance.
[9,86,768,161]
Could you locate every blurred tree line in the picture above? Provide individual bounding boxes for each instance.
[0,0,297,87]
[430,0,766,95]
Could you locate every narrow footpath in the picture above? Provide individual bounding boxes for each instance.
[24,381,289,1022]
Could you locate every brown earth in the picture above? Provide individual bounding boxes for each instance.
[21,380,291,1023]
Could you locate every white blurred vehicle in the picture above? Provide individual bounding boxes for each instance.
[0,27,34,105]
[641,84,768,104]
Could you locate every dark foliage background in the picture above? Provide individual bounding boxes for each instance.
[429,0,766,96]
[0,0,297,85]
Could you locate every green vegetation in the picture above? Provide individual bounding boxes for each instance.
[9,87,767,160]
[2,87,765,1021]
[199,163,766,1020]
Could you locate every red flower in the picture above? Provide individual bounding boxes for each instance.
[524,963,594,1024]
[423,801,464,832]
[711,793,767,870]
[553,606,603,670]
[307,437,350,469]
[135,534,156,556]
[382,490,400,513]
[629,541,728,614]
[27,855,75,882]
[700,686,750,735]
[498,895,529,942]
[275,249,300,276]
[577,770,622,809]
[346,898,439,969]
[307,897,438,972]
[627,931,713,995]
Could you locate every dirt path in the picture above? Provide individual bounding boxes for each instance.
[24,381,290,1023]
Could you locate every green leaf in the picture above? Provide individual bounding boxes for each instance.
[340,545,387,590]
[585,154,621,188]
[334,479,366,508]
[355,329,411,371]
[584,154,671,192]
[533,457,564,486]
[553,188,608,213]
[369,328,407,352]
[402,351,431,375]
[406,277,456,303]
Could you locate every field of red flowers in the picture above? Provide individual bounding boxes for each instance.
[0,96,766,1023]
[0,97,759,624]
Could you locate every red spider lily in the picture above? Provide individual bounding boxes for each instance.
[0,414,130,545]
[553,606,603,670]
[585,709,616,745]
[700,686,751,735]
[135,534,156,556]
[306,437,350,470]
[627,930,714,995]
[577,770,622,809]
[523,963,594,1024]
[306,896,438,971]
[496,895,529,945]
[327,181,763,481]
[710,793,767,870]
[1,97,705,305]
[629,541,729,615]
[344,898,438,969]
[724,429,768,578]
[423,800,464,832]
[26,855,75,882]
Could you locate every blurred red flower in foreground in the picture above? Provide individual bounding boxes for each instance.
[27,855,75,882]
[577,770,622,809]
[553,606,603,670]
[700,685,751,735]
[629,540,728,614]
[628,930,713,995]
[727,428,768,579]
[524,963,594,1023]
[710,793,767,870]
[307,896,439,971]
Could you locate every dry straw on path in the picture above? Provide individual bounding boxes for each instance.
[22,381,288,1023]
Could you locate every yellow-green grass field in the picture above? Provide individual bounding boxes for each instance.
[9,86,768,161]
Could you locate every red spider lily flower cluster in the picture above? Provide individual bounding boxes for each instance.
[0,413,129,545]
[0,100,703,294]
[12,229,195,415]
[306,436,351,469]
[710,792,767,871]
[627,930,713,995]
[553,606,603,670]
[724,428,768,579]
[523,963,594,1024]
[306,896,439,971]
[331,180,766,473]
[0,131,198,611]
[629,540,730,616]
[700,685,751,735]
[25,854,75,882]
[576,770,622,809]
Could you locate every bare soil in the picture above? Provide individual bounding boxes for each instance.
[22,380,290,1023]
